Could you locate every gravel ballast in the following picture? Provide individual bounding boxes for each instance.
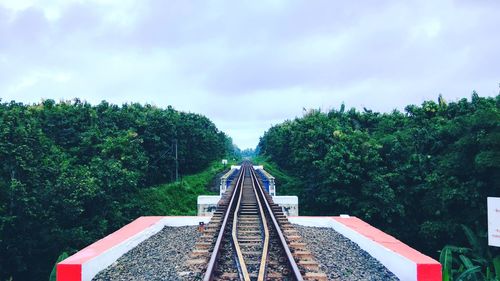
[92,223,400,280]
[93,225,199,281]
[294,224,400,281]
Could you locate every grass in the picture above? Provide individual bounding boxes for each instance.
[137,161,231,215]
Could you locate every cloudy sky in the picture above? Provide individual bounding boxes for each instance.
[0,0,499,149]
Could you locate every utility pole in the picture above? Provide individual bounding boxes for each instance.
[174,139,179,182]
[149,139,179,182]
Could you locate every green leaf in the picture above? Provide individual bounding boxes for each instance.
[459,254,475,269]
[440,246,453,281]
[456,266,483,281]
[49,252,69,281]
[461,225,482,256]
[493,256,500,280]
[447,246,472,254]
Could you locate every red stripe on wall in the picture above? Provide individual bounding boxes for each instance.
[417,263,442,281]
[56,264,81,281]
[333,217,441,280]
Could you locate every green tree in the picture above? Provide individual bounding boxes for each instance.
[258,93,500,260]
[0,99,234,280]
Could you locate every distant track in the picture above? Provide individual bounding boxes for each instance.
[188,162,326,281]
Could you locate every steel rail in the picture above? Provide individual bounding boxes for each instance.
[251,170,270,281]
[203,165,245,281]
[231,165,250,281]
[250,167,304,281]
[232,163,270,281]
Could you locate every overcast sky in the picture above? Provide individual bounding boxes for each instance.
[0,0,499,149]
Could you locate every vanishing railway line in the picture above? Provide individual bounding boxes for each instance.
[187,162,326,281]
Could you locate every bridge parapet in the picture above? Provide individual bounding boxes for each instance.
[254,167,276,196]
[219,166,239,195]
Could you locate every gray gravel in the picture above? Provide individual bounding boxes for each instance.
[294,225,400,281]
[93,225,199,281]
[91,224,400,281]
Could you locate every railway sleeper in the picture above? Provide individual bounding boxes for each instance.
[206,224,221,229]
[283,230,299,236]
[285,235,302,242]
[218,272,284,280]
[200,234,216,241]
[189,249,210,258]
[186,257,208,266]
[238,219,260,223]
[238,230,261,234]
[289,242,307,248]
[238,222,260,226]
[292,250,314,260]
[194,242,214,249]
[244,260,278,266]
[239,218,259,221]
[236,242,261,247]
[238,216,260,220]
[241,251,261,256]
[237,235,261,240]
[202,228,218,234]
[240,208,258,211]
[238,226,260,230]
[304,272,329,281]
[298,260,320,271]
[239,211,258,214]
[238,225,260,229]
[237,239,262,243]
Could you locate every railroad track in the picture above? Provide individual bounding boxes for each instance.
[186,162,327,281]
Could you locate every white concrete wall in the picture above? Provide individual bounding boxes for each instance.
[272,196,299,216]
[197,195,221,216]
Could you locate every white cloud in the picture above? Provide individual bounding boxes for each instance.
[0,0,499,149]
[7,70,72,94]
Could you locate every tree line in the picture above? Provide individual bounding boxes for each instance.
[0,99,233,280]
[258,93,500,259]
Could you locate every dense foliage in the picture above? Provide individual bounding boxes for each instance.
[0,99,233,280]
[258,93,500,258]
